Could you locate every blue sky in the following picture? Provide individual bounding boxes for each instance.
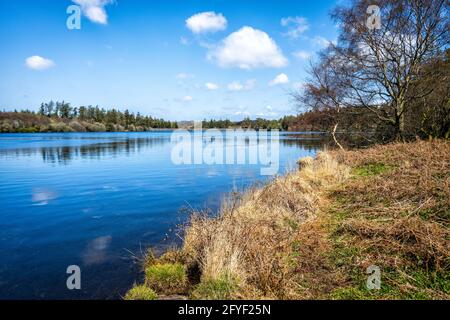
[0,0,340,121]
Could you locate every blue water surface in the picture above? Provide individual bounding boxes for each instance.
[0,131,324,299]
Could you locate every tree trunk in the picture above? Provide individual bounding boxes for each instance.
[393,113,401,141]
[332,123,345,150]
[399,111,406,141]
[394,99,406,141]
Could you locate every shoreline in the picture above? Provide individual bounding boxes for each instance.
[125,140,450,300]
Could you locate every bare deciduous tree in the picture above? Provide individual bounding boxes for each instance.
[297,0,449,141]
[293,48,351,149]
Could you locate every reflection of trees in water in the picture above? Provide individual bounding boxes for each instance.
[41,137,170,164]
[0,134,327,165]
[277,133,328,153]
[0,137,169,165]
[280,138,325,153]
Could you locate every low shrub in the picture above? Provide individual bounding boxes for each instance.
[85,122,106,132]
[69,120,87,132]
[191,275,238,300]
[124,285,158,300]
[49,122,74,132]
[145,263,187,294]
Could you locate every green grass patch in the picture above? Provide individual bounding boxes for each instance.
[329,265,450,300]
[284,217,300,231]
[330,243,359,268]
[331,286,375,300]
[124,285,158,300]
[286,240,303,268]
[330,268,404,300]
[353,163,391,177]
[331,283,402,300]
[191,275,238,300]
[406,269,450,295]
[145,263,187,294]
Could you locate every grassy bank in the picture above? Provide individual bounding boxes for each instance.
[126,140,449,300]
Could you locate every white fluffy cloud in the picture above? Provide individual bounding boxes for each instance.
[25,56,55,70]
[182,95,193,102]
[227,79,256,91]
[281,16,309,39]
[208,26,288,69]
[293,50,311,60]
[269,73,289,86]
[186,12,227,34]
[72,0,113,25]
[205,82,219,90]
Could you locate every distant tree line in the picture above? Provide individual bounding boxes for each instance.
[37,101,178,129]
[202,118,283,130]
[0,103,306,133]
[1,102,379,134]
[0,102,178,133]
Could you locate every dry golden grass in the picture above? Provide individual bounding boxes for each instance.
[126,140,449,300]
[182,151,349,299]
[327,140,450,299]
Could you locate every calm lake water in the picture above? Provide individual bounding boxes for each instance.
[0,131,325,299]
